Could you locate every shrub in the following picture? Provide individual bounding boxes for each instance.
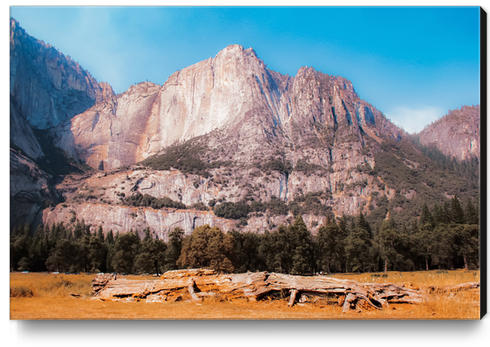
[190,202,209,211]
[265,197,289,216]
[125,192,187,210]
[250,201,266,213]
[214,202,250,220]
[293,159,325,175]
[10,285,34,297]
[140,141,232,177]
[262,159,293,174]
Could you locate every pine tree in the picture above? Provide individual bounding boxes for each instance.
[358,211,372,236]
[111,231,141,273]
[135,229,166,275]
[453,224,479,270]
[464,198,478,225]
[375,219,399,273]
[317,219,346,274]
[419,203,434,230]
[345,226,374,273]
[10,223,32,272]
[290,215,313,275]
[105,230,115,273]
[450,196,465,224]
[87,234,107,273]
[96,225,105,242]
[165,227,184,271]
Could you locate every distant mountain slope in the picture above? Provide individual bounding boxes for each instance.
[10,18,114,129]
[417,105,480,161]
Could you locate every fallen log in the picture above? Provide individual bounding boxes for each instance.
[91,269,479,312]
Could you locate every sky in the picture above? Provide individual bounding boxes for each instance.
[9,5,481,133]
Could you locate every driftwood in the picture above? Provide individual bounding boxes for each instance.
[91,269,479,312]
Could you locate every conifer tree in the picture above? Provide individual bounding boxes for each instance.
[317,219,346,274]
[375,218,399,273]
[177,225,235,273]
[451,196,465,224]
[419,203,434,230]
[464,198,479,225]
[290,215,313,275]
[165,227,184,271]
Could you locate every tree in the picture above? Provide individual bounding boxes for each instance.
[111,231,141,273]
[414,224,433,271]
[430,225,456,270]
[316,220,346,274]
[450,196,465,224]
[432,204,448,226]
[419,203,434,230]
[375,219,400,273]
[165,227,184,271]
[177,225,235,273]
[105,230,115,273]
[453,224,479,270]
[269,225,294,273]
[46,238,77,272]
[10,224,32,272]
[464,198,479,225]
[230,231,264,272]
[88,234,107,273]
[357,212,372,237]
[290,216,313,275]
[28,225,50,272]
[135,228,167,275]
[345,226,374,273]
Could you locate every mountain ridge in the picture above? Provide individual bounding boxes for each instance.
[9,21,480,238]
[417,105,480,161]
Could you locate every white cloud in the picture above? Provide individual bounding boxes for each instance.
[385,105,445,134]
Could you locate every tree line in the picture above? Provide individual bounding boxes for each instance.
[10,196,479,275]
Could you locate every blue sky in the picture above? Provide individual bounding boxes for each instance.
[10,6,481,133]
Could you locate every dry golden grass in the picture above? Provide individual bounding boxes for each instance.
[10,270,480,320]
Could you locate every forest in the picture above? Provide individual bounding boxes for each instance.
[10,196,479,275]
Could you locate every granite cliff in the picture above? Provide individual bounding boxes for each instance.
[10,18,114,130]
[9,21,479,239]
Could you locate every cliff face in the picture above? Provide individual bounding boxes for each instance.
[53,44,403,171]
[10,96,44,159]
[10,18,114,129]
[10,149,59,229]
[44,43,407,235]
[10,22,479,237]
[417,105,480,161]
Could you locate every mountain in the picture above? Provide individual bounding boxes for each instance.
[10,17,112,229]
[10,18,114,130]
[51,44,402,171]
[9,21,480,240]
[417,105,480,161]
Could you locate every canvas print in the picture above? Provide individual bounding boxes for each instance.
[9,6,483,320]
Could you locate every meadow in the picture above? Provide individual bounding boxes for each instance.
[10,270,480,320]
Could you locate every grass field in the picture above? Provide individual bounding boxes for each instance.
[10,270,480,320]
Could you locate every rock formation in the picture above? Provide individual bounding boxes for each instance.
[9,20,480,237]
[10,149,59,229]
[52,45,404,171]
[417,105,480,161]
[10,18,114,129]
